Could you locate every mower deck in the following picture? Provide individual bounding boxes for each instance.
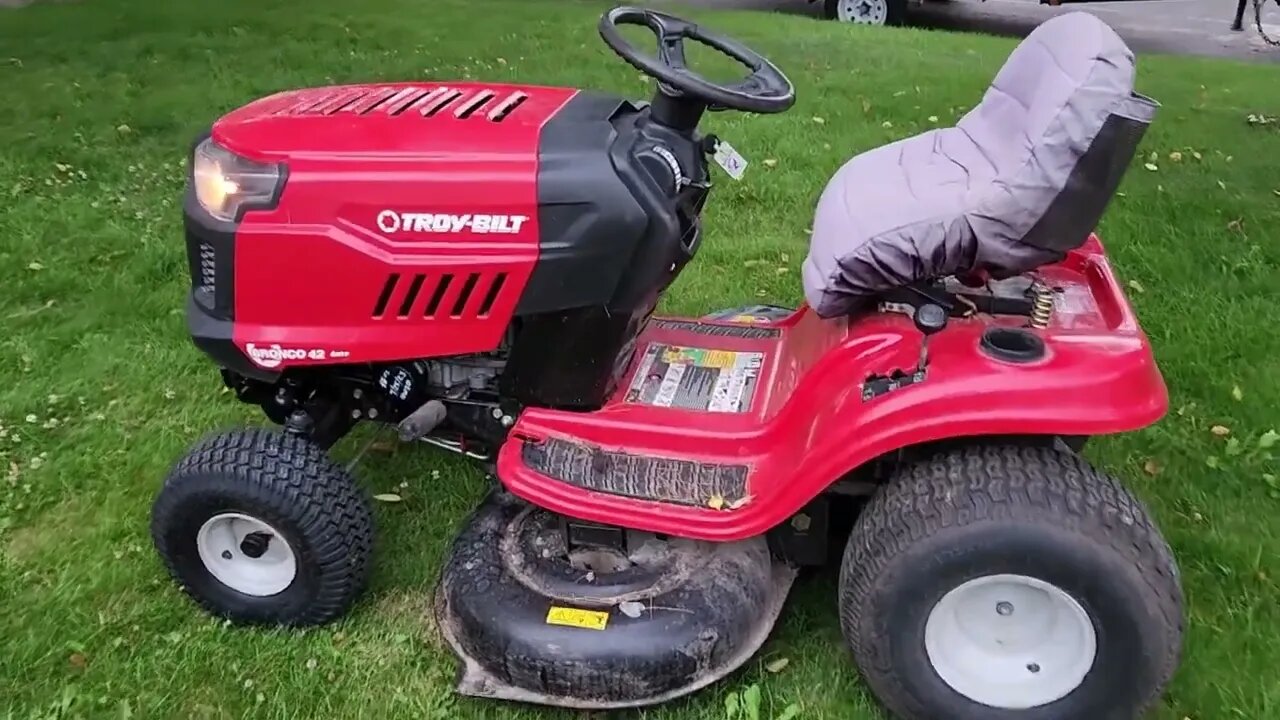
[499,237,1167,541]
[436,492,797,709]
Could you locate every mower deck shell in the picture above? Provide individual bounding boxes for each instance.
[499,235,1168,541]
[435,492,797,709]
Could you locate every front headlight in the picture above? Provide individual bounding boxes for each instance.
[192,138,283,222]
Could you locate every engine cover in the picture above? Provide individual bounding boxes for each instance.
[187,81,710,409]
[192,82,577,372]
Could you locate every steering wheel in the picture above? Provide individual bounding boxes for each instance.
[598,7,796,115]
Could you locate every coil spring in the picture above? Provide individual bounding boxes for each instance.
[1029,285,1054,329]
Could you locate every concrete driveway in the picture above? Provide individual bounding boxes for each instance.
[681,0,1280,62]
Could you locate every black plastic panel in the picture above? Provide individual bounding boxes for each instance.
[1022,110,1152,253]
[503,92,714,409]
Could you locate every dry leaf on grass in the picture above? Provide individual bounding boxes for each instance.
[373,493,403,503]
[765,657,791,673]
[1143,459,1162,476]
[1210,425,1231,437]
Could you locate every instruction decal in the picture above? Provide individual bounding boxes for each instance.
[626,343,764,413]
[546,606,610,631]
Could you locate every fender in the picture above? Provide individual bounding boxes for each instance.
[499,243,1168,542]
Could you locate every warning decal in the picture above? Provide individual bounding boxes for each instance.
[626,344,764,413]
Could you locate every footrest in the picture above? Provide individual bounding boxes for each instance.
[521,438,748,507]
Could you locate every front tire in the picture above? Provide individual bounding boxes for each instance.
[151,428,374,626]
[825,0,908,26]
[839,445,1182,720]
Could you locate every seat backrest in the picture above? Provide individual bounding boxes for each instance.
[960,11,1157,258]
[801,12,1157,318]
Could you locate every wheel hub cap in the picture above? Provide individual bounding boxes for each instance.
[924,574,1097,709]
[196,513,297,596]
[838,0,889,24]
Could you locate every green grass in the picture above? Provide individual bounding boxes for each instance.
[2,0,1279,717]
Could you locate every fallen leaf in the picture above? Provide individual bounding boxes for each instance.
[780,252,790,263]
[1218,180,1227,190]
[1227,219,1244,233]
[306,658,318,671]
[1142,459,1162,476]
[68,653,87,670]
[26,261,44,271]
[5,299,56,320]
[861,99,872,113]
[1232,385,1244,402]
[812,116,826,125]
[1144,163,1158,172]
[1259,429,1279,450]
[116,124,131,134]
[1128,279,1145,294]
[881,121,893,129]
[762,158,778,168]
[707,494,725,510]
[1169,151,1183,162]
[765,657,790,673]
[928,115,939,123]
[1211,425,1231,437]
[373,493,403,503]
[618,600,645,618]
[1192,151,1203,161]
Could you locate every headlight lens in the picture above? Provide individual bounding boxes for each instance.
[192,138,282,222]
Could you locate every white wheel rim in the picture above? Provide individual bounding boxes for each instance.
[925,574,1097,709]
[838,0,889,24]
[196,513,297,596]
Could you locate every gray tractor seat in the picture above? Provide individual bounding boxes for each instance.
[801,12,1157,318]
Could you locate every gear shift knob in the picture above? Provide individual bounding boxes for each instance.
[914,304,948,336]
[914,304,947,373]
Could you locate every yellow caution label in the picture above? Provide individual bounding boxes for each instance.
[545,606,610,631]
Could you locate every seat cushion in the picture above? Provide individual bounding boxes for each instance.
[802,12,1158,317]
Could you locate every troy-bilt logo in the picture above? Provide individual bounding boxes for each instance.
[245,343,334,369]
[376,210,529,235]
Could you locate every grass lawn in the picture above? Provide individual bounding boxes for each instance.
[2,0,1279,717]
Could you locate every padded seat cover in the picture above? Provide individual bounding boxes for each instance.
[802,12,1158,317]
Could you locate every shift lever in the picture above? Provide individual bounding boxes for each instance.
[914,304,948,373]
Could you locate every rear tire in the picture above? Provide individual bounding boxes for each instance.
[838,445,1182,720]
[151,428,374,626]
[825,0,908,26]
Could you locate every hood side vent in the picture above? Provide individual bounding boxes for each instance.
[487,92,528,122]
[341,87,401,115]
[420,88,463,117]
[275,86,531,120]
[454,90,496,119]
[384,88,431,116]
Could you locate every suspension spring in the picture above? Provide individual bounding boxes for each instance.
[1029,285,1054,329]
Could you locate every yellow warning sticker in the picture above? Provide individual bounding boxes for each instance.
[545,606,610,631]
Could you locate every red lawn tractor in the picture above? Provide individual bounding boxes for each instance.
[153,7,1183,718]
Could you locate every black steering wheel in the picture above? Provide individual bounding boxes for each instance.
[598,7,795,115]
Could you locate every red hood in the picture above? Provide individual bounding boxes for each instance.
[211,82,578,161]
